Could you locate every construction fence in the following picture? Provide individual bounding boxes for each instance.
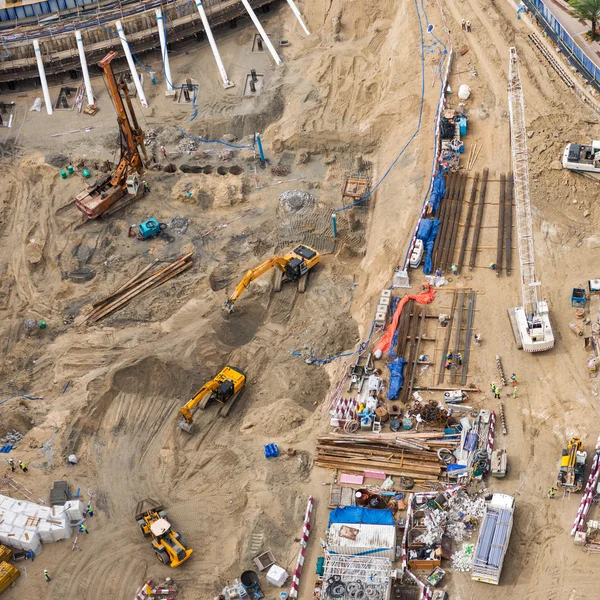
[523,0,600,92]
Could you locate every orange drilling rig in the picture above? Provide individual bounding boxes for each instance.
[75,51,146,219]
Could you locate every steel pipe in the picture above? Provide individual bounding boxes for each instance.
[155,9,174,94]
[74,30,94,106]
[240,0,281,65]
[115,20,148,108]
[32,39,53,115]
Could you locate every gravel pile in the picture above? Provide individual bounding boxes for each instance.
[278,190,315,213]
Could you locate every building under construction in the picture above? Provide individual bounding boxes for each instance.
[0,0,277,87]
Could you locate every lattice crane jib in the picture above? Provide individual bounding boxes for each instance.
[507,48,539,314]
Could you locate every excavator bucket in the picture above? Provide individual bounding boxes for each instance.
[178,419,195,434]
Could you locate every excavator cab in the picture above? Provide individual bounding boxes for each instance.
[285,257,308,281]
[215,379,235,403]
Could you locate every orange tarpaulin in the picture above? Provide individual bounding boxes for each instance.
[375,283,436,354]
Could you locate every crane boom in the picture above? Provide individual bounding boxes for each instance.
[508,47,538,314]
[507,48,554,352]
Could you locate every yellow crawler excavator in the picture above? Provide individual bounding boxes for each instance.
[178,366,246,433]
[223,244,321,313]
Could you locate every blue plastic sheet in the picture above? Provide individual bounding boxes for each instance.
[329,507,396,526]
[416,218,440,275]
[387,357,407,400]
[387,297,401,359]
[428,169,446,213]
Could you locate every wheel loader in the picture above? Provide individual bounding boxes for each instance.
[557,437,587,492]
[135,499,193,567]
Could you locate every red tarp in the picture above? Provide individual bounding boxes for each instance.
[375,283,436,353]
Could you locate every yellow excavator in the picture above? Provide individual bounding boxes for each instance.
[557,437,587,492]
[135,499,193,567]
[223,244,321,313]
[178,366,246,433]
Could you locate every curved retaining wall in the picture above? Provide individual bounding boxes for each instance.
[0,0,276,84]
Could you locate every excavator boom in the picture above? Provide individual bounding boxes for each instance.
[223,245,320,313]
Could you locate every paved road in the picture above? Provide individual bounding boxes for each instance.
[540,0,600,70]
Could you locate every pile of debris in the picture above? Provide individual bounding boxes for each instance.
[78,254,193,324]
[0,431,23,447]
[451,543,475,571]
[135,578,179,600]
[178,139,197,153]
[279,190,315,214]
[144,129,157,146]
[315,433,457,482]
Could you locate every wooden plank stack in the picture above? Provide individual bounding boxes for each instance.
[78,253,193,324]
[316,433,457,483]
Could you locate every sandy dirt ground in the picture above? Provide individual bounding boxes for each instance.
[1,0,600,599]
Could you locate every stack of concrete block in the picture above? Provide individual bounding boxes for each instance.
[0,494,75,555]
[375,289,392,327]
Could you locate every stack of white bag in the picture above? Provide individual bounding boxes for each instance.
[0,494,84,555]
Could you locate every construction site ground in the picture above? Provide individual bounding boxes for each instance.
[0,1,600,599]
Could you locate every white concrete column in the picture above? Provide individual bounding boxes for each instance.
[32,39,53,115]
[115,20,148,108]
[155,9,175,95]
[240,0,281,65]
[285,0,310,35]
[74,30,94,106]
[195,1,234,88]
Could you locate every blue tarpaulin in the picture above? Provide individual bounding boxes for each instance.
[387,297,402,359]
[387,357,407,400]
[328,507,396,526]
[428,169,446,214]
[416,218,440,275]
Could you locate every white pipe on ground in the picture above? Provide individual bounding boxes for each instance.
[115,20,148,108]
[74,30,95,106]
[32,39,53,115]
[285,0,310,35]
[155,9,174,94]
[240,0,281,65]
[195,1,234,88]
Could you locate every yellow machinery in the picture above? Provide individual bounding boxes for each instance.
[557,437,587,492]
[135,499,192,568]
[223,244,321,313]
[178,366,246,433]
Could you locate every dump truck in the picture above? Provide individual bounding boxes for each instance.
[135,499,193,567]
[557,437,587,492]
[471,494,515,585]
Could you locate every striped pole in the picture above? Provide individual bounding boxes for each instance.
[289,496,313,598]
[485,411,496,473]
[571,435,600,535]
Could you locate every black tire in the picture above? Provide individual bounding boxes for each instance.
[137,519,148,536]
[136,232,144,241]
[159,223,167,230]
[158,510,168,519]
[175,533,186,547]
[273,269,283,293]
[155,548,169,564]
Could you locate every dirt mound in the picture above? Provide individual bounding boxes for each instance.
[241,397,312,436]
[0,405,35,439]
